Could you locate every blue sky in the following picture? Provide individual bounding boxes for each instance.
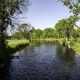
[16,0,71,29]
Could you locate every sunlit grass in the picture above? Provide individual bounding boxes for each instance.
[6,38,80,54]
[7,39,29,48]
[32,38,64,42]
[71,41,80,54]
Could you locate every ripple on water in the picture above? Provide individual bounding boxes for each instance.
[4,43,80,80]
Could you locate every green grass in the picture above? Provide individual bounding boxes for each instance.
[6,38,80,54]
[7,38,80,54]
[71,42,80,54]
[0,39,30,64]
[32,38,64,43]
[7,39,29,48]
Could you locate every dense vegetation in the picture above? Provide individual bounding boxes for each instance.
[0,0,29,64]
[0,0,80,65]
[11,21,80,40]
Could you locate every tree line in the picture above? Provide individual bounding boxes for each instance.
[11,21,80,40]
[0,0,80,50]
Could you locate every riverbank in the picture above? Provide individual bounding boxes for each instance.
[6,39,30,54]
[7,39,29,48]
[32,38,80,54]
[71,41,80,54]
[0,39,29,65]
[4,42,80,80]
[7,38,80,54]
[31,38,64,43]
[0,38,80,65]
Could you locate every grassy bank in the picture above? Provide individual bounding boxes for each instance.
[6,39,30,54]
[7,39,29,48]
[71,41,80,54]
[7,38,80,54]
[6,38,63,54]
[33,38,80,54]
[32,38,64,43]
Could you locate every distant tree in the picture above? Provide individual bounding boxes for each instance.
[55,19,66,38]
[18,23,31,32]
[34,29,43,39]
[31,28,58,39]
[43,28,54,38]
[14,23,32,40]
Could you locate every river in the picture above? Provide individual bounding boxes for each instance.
[1,42,80,80]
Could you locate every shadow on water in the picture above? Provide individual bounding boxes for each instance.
[56,45,75,63]
[0,43,29,80]
[55,45,77,80]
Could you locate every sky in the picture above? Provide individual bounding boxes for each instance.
[15,0,71,29]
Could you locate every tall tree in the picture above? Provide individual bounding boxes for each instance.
[59,0,80,27]
[59,0,80,16]
[0,0,29,49]
[55,16,79,42]
[58,0,80,47]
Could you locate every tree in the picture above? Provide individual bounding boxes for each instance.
[59,0,80,16]
[33,29,43,39]
[15,23,32,40]
[59,0,80,28]
[58,0,80,47]
[55,18,72,39]
[55,16,79,42]
[0,0,29,49]
[43,28,54,38]
[55,19,66,38]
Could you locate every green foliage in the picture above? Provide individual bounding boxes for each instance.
[59,0,80,16]
[55,16,79,39]
[58,0,80,47]
[55,19,66,38]
[31,28,57,39]
[43,28,55,38]
[0,0,29,32]
[32,29,43,39]
[0,0,29,49]
[7,39,29,48]
[12,23,32,40]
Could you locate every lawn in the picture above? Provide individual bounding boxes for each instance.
[7,39,29,48]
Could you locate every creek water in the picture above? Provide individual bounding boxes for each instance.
[1,42,80,80]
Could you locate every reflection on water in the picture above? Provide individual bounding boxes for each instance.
[1,43,80,80]
[56,45,75,63]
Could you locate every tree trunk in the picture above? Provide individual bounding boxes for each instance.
[0,25,7,64]
[0,32,6,49]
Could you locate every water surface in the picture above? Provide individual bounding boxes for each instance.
[4,43,80,80]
